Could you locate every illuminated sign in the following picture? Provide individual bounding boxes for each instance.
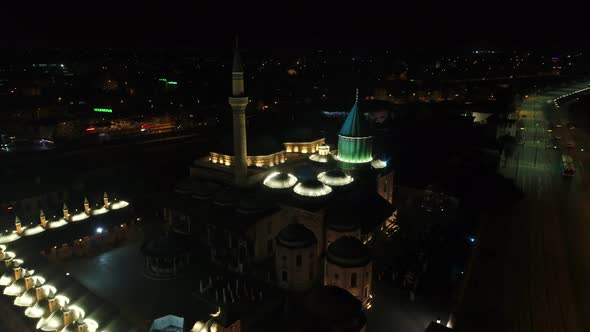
[93,108,113,113]
[158,78,178,86]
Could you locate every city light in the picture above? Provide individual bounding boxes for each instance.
[93,108,113,113]
[96,227,103,234]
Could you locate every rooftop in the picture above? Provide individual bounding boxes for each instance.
[326,236,370,268]
[277,223,317,249]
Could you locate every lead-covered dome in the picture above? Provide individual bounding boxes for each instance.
[263,172,298,189]
[317,170,354,186]
[237,195,272,214]
[371,159,387,169]
[192,182,221,200]
[293,179,332,197]
[277,223,317,249]
[326,236,370,268]
[309,153,335,163]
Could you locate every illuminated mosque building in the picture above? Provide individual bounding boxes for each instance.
[151,41,399,332]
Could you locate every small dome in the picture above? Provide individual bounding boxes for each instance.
[309,153,334,163]
[326,236,370,268]
[293,179,332,197]
[371,159,387,169]
[174,179,194,194]
[317,170,354,186]
[212,188,239,207]
[277,223,317,249]
[192,182,221,200]
[237,195,272,214]
[263,172,298,189]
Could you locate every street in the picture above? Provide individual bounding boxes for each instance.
[455,82,590,332]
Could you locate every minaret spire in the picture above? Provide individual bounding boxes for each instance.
[232,35,244,76]
[228,37,249,187]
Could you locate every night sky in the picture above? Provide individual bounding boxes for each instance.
[4,1,588,49]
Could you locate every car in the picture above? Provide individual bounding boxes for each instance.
[556,123,563,128]
[567,123,576,129]
[567,142,576,148]
[554,135,562,140]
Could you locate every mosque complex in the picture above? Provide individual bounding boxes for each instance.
[0,41,398,332]
[154,41,398,331]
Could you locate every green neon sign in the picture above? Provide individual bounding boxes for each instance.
[158,78,167,82]
[93,108,113,113]
[167,81,178,85]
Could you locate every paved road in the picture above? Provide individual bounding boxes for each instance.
[455,82,590,332]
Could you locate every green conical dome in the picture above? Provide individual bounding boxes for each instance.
[337,99,373,166]
[339,101,370,137]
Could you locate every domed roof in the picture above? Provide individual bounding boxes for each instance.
[326,236,370,268]
[309,153,334,163]
[326,211,361,232]
[305,285,366,329]
[293,179,332,197]
[277,223,317,249]
[174,179,194,195]
[237,195,272,214]
[192,182,221,200]
[263,172,298,189]
[212,188,239,207]
[317,170,354,186]
[371,159,387,169]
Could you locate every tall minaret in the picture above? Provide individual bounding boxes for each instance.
[228,37,249,187]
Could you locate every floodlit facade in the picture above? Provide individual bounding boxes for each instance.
[0,194,130,245]
[284,138,326,154]
[209,150,286,168]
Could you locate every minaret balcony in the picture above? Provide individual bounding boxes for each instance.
[229,96,249,108]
